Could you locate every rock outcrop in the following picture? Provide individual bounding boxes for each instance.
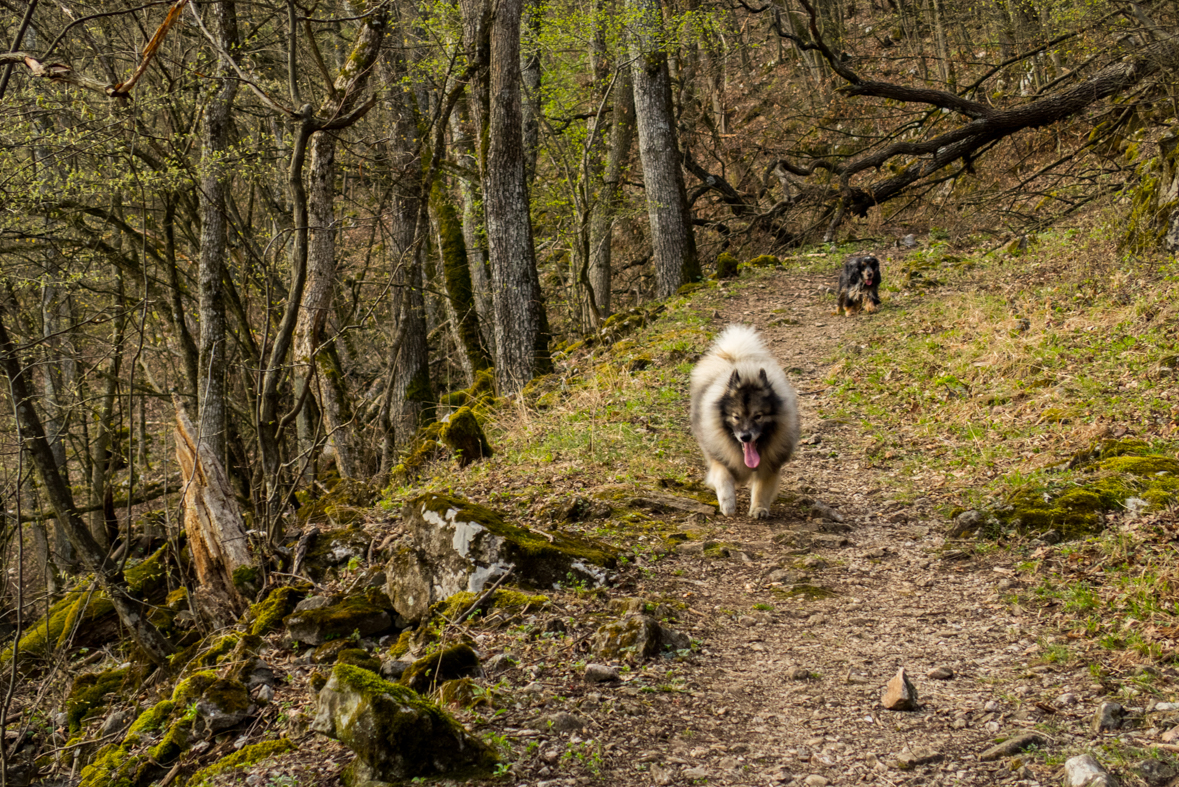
[311,664,496,782]
[387,494,616,623]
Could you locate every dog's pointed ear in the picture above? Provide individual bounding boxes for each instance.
[758,368,769,385]
[728,369,741,388]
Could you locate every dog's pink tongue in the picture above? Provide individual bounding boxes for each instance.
[743,441,760,469]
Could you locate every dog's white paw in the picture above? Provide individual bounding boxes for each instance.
[718,497,737,516]
[749,506,771,519]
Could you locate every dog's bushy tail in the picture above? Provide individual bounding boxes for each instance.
[709,324,770,363]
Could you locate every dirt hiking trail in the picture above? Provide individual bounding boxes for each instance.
[541,270,1080,787]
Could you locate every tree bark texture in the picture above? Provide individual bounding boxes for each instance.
[379,33,433,451]
[197,0,239,470]
[588,68,636,317]
[628,0,701,299]
[293,13,386,478]
[520,3,542,186]
[0,311,174,666]
[449,97,495,353]
[38,271,77,569]
[482,0,552,394]
[432,183,492,381]
[174,397,253,622]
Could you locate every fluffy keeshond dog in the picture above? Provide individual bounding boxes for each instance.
[837,254,882,315]
[690,325,800,519]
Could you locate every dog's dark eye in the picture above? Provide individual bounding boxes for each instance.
[752,414,763,422]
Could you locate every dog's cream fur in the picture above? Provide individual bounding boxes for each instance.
[690,325,800,518]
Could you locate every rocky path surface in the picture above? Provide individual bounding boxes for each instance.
[568,272,1075,787]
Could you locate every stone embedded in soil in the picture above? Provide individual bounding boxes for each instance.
[948,509,985,537]
[683,766,711,780]
[790,668,812,681]
[649,763,674,786]
[627,493,716,516]
[1065,754,1115,787]
[584,663,620,683]
[978,732,1046,762]
[927,666,954,680]
[283,590,393,646]
[534,712,586,733]
[592,614,688,662]
[803,775,829,787]
[1139,758,1178,787]
[484,653,516,674]
[194,678,252,734]
[1093,701,1125,732]
[896,747,943,769]
[882,668,918,711]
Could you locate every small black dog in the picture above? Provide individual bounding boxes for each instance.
[837,254,882,315]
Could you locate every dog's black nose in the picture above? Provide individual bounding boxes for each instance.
[738,432,753,443]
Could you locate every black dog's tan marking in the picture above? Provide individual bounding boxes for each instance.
[838,254,882,316]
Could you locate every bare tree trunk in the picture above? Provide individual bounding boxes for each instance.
[521,3,543,187]
[628,0,702,299]
[174,399,253,623]
[88,276,125,554]
[296,128,358,478]
[450,97,494,354]
[197,0,240,470]
[588,68,636,318]
[378,29,434,453]
[38,272,76,571]
[483,0,552,393]
[293,16,386,480]
[432,184,493,382]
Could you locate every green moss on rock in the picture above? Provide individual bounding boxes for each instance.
[746,254,780,268]
[123,545,169,596]
[337,648,382,673]
[172,670,218,704]
[66,667,132,735]
[399,643,481,693]
[149,717,193,764]
[439,407,493,466]
[414,494,616,583]
[314,664,497,782]
[1,581,116,665]
[249,586,307,636]
[283,588,393,645]
[123,700,175,745]
[388,630,413,659]
[715,252,739,279]
[1097,455,1179,476]
[187,738,297,787]
[77,744,138,787]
